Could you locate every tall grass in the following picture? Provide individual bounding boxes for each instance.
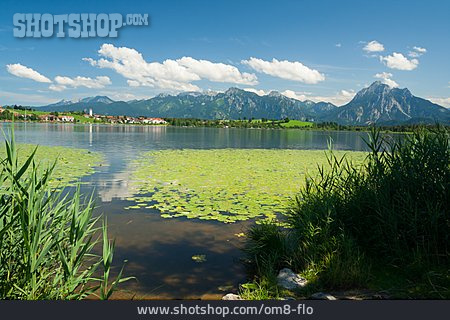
[0,127,132,299]
[244,127,449,296]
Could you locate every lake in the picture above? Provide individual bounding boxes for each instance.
[1,122,373,299]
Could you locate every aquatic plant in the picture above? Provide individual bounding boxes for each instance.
[0,143,103,187]
[126,149,366,223]
[0,128,131,299]
[191,254,207,263]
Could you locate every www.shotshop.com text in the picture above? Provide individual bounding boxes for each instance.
[136,303,314,317]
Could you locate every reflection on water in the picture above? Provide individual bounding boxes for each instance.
[104,204,249,299]
[0,122,376,298]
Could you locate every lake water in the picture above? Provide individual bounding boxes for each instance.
[1,122,373,299]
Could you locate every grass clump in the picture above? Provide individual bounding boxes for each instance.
[243,127,449,299]
[0,128,132,299]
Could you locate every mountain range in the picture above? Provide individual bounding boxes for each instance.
[38,81,450,125]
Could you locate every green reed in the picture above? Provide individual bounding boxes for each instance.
[0,126,132,299]
[244,127,449,297]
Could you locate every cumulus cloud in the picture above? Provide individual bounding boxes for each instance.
[49,75,111,91]
[176,57,257,85]
[6,62,112,92]
[335,43,342,48]
[374,72,399,88]
[380,52,419,70]
[243,88,267,96]
[363,40,385,53]
[6,63,51,83]
[281,89,355,106]
[84,44,258,91]
[241,57,325,84]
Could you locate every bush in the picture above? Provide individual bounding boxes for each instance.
[244,127,449,295]
[0,127,131,299]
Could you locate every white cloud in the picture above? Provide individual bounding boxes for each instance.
[176,57,257,85]
[6,62,112,92]
[409,46,427,58]
[363,40,385,53]
[335,43,342,48]
[6,63,51,83]
[428,97,450,108]
[241,57,325,84]
[96,91,150,101]
[281,89,355,106]
[374,72,399,88]
[127,80,141,87]
[84,44,257,92]
[281,90,308,101]
[48,84,66,92]
[380,52,419,71]
[408,51,420,58]
[413,46,427,53]
[241,88,355,105]
[49,75,111,91]
[243,88,267,96]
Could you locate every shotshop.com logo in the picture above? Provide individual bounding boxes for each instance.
[13,13,149,38]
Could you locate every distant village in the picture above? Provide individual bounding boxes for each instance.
[80,108,167,124]
[0,106,167,125]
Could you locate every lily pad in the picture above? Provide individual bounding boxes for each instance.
[192,254,207,263]
[127,149,366,223]
[0,143,103,187]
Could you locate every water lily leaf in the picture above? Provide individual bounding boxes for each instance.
[191,254,207,263]
[126,149,366,224]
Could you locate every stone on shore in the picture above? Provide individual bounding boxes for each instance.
[277,268,308,290]
[222,293,242,300]
[310,292,337,300]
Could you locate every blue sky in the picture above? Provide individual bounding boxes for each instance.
[0,0,449,107]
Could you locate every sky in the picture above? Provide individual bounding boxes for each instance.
[0,0,449,107]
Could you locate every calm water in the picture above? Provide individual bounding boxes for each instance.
[1,122,373,299]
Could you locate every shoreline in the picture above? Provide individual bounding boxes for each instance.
[0,120,425,134]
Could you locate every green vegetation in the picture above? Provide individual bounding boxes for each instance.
[0,128,130,299]
[166,117,449,133]
[3,105,447,133]
[243,128,449,299]
[165,117,294,129]
[280,120,314,128]
[0,144,103,187]
[126,149,365,223]
[0,108,96,124]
